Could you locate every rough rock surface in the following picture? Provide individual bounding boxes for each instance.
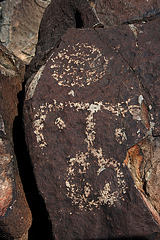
[25,0,160,81]
[0,44,24,141]
[125,136,160,217]
[89,0,160,26]
[0,44,32,239]
[24,24,160,239]
[25,0,100,80]
[0,0,51,63]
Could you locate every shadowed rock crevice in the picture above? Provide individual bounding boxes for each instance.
[77,235,160,240]
[13,84,54,240]
[24,0,99,80]
[89,0,160,26]
[75,9,84,28]
[122,11,160,24]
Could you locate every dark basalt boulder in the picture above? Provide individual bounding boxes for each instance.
[25,0,160,81]
[23,22,160,239]
[89,0,160,26]
[0,44,32,239]
[25,0,100,80]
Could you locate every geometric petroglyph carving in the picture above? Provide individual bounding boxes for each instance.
[32,43,144,210]
[66,151,127,211]
[33,98,141,149]
[51,43,109,87]
[33,98,142,210]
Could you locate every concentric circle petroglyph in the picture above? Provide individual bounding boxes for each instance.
[50,43,109,87]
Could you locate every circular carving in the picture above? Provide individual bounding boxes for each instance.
[51,43,109,87]
[66,151,127,210]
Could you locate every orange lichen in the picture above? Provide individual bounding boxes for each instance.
[124,144,143,183]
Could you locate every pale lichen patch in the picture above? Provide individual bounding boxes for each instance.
[129,24,138,38]
[0,154,13,216]
[0,114,6,135]
[26,65,45,100]
[138,95,144,105]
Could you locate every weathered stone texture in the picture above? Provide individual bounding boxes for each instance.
[125,137,160,223]
[0,44,24,140]
[25,0,160,81]
[95,17,160,136]
[0,139,32,240]
[25,0,100,80]
[0,44,32,239]
[24,24,160,239]
[89,0,160,25]
[0,0,51,63]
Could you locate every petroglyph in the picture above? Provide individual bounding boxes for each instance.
[66,151,127,210]
[33,98,141,150]
[50,43,109,87]
[31,42,147,211]
[55,117,66,130]
[68,90,75,97]
[32,96,145,210]
[115,128,127,144]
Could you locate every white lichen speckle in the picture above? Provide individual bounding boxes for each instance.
[138,95,144,105]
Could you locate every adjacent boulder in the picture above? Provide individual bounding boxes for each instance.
[23,22,160,239]
[0,44,32,239]
[0,0,51,63]
[25,0,100,80]
[25,0,160,80]
[89,0,160,25]
[125,136,160,219]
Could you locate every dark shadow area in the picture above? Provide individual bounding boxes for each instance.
[13,82,54,240]
[75,9,84,28]
[76,237,154,240]
[143,179,150,197]
[106,237,150,240]
[0,230,13,240]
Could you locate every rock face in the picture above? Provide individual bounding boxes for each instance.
[25,0,100,80]
[89,0,160,25]
[0,44,32,239]
[24,22,160,239]
[125,137,160,218]
[0,0,51,63]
